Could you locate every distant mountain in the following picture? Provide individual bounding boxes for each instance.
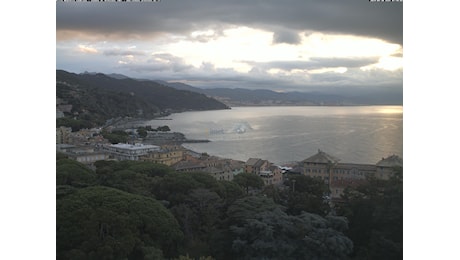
[56,70,230,127]
[106,73,131,80]
[157,81,402,106]
[155,80,203,93]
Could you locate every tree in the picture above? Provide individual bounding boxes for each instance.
[171,188,224,258]
[157,125,171,132]
[218,181,245,205]
[233,173,264,194]
[101,130,129,144]
[56,117,93,131]
[282,174,330,216]
[225,196,353,259]
[57,186,184,259]
[137,127,148,138]
[95,160,173,178]
[153,172,203,205]
[56,158,97,187]
[337,167,403,259]
[96,169,156,197]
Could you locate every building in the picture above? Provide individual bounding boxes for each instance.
[56,126,72,144]
[56,144,109,165]
[172,153,244,181]
[331,163,377,182]
[245,158,283,186]
[301,149,340,182]
[300,150,402,199]
[173,161,207,172]
[259,165,283,186]
[376,154,403,180]
[203,167,234,181]
[140,145,185,166]
[245,158,270,175]
[104,143,160,161]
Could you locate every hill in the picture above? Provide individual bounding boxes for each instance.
[56,70,229,129]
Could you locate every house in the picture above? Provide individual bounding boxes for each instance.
[245,158,270,175]
[245,158,283,186]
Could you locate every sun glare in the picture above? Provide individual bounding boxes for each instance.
[377,106,403,114]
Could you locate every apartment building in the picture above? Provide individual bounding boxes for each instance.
[300,149,402,199]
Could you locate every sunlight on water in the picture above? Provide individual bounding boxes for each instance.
[150,106,402,164]
[375,106,403,114]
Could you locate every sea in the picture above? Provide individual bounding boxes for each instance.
[147,106,403,165]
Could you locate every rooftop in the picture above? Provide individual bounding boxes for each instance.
[110,143,160,150]
[302,149,340,164]
[376,154,403,167]
[246,158,262,166]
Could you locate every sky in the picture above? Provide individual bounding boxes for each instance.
[56,0,402,94]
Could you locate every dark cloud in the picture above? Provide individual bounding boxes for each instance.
[272,30,301,45]
[103,50,146,56]
[243,57,380,71]
[308,57,380,68]
[56,0,402,45]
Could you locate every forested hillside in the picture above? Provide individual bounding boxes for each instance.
[56,70,229,129]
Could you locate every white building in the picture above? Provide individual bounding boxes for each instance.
[105,143,160,161]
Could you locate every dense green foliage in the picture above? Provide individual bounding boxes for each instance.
[233,172,264,194]
[156,125,171,132]
[57,186,183,259]
[282,174,331,216]
[56,117,94,132]
[229,205,353,259]
[56,158,97,187]
[56,156,402,259]
[101,130,129,144]
[337,168,403,259]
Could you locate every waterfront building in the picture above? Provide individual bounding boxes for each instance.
[104,143,160,161]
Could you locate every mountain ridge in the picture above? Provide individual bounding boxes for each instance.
[56,70,230,129]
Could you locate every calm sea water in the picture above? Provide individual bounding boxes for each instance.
[148,106,403,165]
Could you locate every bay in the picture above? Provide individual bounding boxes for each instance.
[147,106,403,165]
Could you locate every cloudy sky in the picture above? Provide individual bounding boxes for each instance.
[56,0,402,93]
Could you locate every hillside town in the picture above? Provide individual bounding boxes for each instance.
[57,125,402,200]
